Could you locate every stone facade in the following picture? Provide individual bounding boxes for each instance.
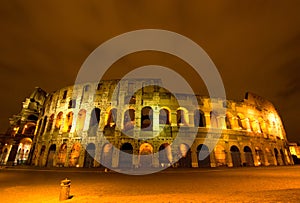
[2,79,293,169]
[0,87,47,166]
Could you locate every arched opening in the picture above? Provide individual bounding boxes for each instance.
[84,143,95,168]
[255,147,265,166]
[158,143,172,167]
[69,143,81,167]
[139,143,153,168]
[177,109,188,126]
[194,110,206,127]
[106,108,117,128]
[46,114,54,132]
[46,144,56,167]
[16,138,32,165]
[265,148,274,166]
[123,109,135,131]
[214,145,226,167]
[101,143,113,168]
[68,99,76,109]
[63,112,73,132]
[27,114,38,121]
[141,107,153,131]
[88,108,101,136]
[197,144,210,168]
[230,145,241,167]
[54,112,63,132]
[119,143,133,168]
[243,146,254,166]
[39,145,46,167]
[57,143,67,167]
[178,143,192,168]
[76,109,86,132]
[82,85,91,101]
[159,108,170,125]
[22,122,36,135]
[210,111,218,128]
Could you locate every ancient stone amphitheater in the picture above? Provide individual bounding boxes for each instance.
[1,79,293,169]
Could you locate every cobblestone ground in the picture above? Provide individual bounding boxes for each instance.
[0,166,300,203]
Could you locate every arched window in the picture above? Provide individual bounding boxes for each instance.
[124,109,135,130]
[194,109,206,127]
[68,99,76,109]
[89,108,101,128]
[141,107,153,131]
[54,112,63,132]
[159,108,170,125]
[63,112,73,132]
[177,109,187,126]
[76,109,86,131]
[106,108,117,128]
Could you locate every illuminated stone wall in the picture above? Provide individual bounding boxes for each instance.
[31,80,293,168]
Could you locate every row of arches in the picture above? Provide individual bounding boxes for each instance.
[225,112,283,138]
[38,107,205,136]
[38,106,282,139]
[37,141,290,168]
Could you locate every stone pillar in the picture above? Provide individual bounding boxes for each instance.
[152,152,160,168]
[210,150,217,168]
[191,149,198,168]
[204,113,211,128]
[226,150,233,167]
[240,151,246,166]
[78,147,85,167]
[111,148,119,168]
[64,144,72,167]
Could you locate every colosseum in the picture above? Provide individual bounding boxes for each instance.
[0,79,293,170]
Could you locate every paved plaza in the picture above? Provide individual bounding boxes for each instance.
[0,165,300,202]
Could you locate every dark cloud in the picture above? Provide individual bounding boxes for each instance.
[0,1,299,141]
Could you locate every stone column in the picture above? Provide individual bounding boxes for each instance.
[226,149,233,167]
[111,148,119,168]
[191,149,198,168]
[210,150,217,168]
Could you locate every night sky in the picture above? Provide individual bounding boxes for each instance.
[0,1,299,142]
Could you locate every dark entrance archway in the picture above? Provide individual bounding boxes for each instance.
[197,144,210,168]
[230,145,241,167]
[159,143,172,167]
[255,147,265,166]
[119,143,133,168]
[178,143,192,168]
[84,143,95,168]
[243,146,254,166]
[39,145,46,167]
[46,144,56,167]
[101,144,113,168]
[139,143,153,168]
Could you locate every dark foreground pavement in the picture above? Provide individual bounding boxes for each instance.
[0,165,300,203]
